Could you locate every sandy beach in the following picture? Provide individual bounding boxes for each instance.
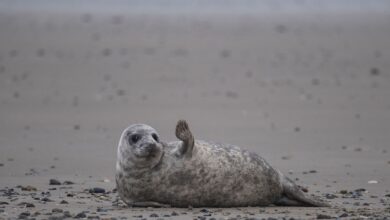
[0,0,390,219]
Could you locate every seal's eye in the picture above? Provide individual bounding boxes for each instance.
[152,133,159,142]
[130,134,140,143]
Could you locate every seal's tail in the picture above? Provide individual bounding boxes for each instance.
[276,176,330,207]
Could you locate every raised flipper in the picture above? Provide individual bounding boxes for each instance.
[276,176,330,207]
[175,120,195,158]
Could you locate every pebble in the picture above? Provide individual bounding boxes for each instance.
[63,211,72,218]
[339,190,348,194]
[42,197,54,202]
[97,207,108,212]
[316,214,332,219]
[339,213,348,218]
[52,208,63,213]
[89,187,106,194]
[370,67,380,76]
[19,212,31,217]
[149,213,159,217]
[75,212,87,218]
[63,181,74,185]
[50,179,62,185]
[325,194,337,199]
[18,202,35,207]
[60,200,69,204]
[171,211,178,216]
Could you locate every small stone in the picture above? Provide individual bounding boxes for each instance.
[52,208,63,213]
[309,170,317,173]
[171,211,178,216]
[311,78,320,86]
[75,212,87,218]
[0,163,4,167]
[63,181,74,185]
[42,197,54,202]
[200,208,209,213]
[19,212,31,217]
[368,180,378,184]
[220,49,231,58]
[355,188,366,192]
[0,201,9,205]
[60,200,68,204]
[89,187,105,194]
[339,190,348,194]
[316,214,332,219]
[116,89,125,96]
[150,213,158,217]
[97,207,108,212]
[370,67,380,76]
[50,179,61,185]
[339,213,348,218]
[225,90,238,99]
[18,202,35,208]
[21,185,37,191]
[325,194,337,199]
[102,48,112,57]
[63,211,72,217]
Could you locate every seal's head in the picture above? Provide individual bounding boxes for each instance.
[117,124,164,169]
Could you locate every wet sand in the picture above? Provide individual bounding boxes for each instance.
[1,1,390,219]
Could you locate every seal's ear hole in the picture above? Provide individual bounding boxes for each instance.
[152,133,159,142]
[129,134,141,144]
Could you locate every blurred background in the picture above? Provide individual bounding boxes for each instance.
[0,0,389,193]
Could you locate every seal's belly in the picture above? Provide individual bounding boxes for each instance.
[142,141,283,207]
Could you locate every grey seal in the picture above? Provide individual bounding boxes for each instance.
[115,120,329,207]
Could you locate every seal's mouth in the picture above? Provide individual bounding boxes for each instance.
[136,144,161,158]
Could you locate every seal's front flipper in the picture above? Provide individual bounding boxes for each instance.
[129,201,171,208]
[279,176,330,207]
[175,120,195,158]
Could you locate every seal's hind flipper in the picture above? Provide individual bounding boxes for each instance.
[275,196,306,206]
[175,120,195,157]
[280,176,330,207]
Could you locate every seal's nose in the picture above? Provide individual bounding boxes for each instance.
[144,143,158,154]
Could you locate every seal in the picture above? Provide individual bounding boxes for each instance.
[116,120,329,207]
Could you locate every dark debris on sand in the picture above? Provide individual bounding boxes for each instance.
[0,181,390,220]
